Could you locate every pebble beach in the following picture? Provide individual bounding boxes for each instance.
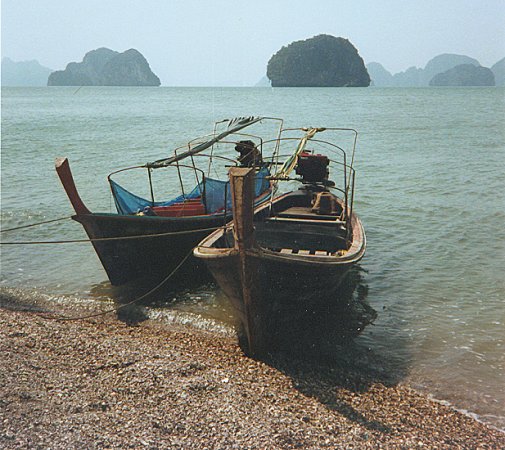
[1,291,504,449]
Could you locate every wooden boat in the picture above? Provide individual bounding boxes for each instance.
[56,117,283,286]
[194,127,366,356]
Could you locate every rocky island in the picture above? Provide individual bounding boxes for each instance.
[267,35,370,87]
[491,57,505,86]
[366,53,504,87]
[1,58,53,86]
[47,48,160,86]
[430,64,495,86]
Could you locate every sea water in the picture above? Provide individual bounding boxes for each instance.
[1,86,504,430]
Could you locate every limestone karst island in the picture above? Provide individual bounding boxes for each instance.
[4,38,503,88]
[267,34,370,87]
[429,64,495,86]
[47,48,160,86]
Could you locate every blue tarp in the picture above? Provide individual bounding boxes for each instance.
[110,167,271,216]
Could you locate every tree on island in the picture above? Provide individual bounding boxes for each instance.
[267,34,370,87]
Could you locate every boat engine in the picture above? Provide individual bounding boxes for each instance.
[295,152,330,184]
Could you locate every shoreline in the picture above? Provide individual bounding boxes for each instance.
[1,292,504,449]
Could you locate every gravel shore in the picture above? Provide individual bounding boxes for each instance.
[1,291,503,449]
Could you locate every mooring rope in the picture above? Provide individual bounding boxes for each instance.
[2,216,221,321]
[0,216,72,233]
[0,225,223,245]
[37,249,194,322]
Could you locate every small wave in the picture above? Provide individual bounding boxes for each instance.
[145,308,236,336]
[0,285,235,337]
[428,394,505,433]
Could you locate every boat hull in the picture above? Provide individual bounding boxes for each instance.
[55,156,273,287]
[195,181,367,355]
[75,212,229,286]
[196,212,366,355]
[199,246,364,354]
[205,247,355,312]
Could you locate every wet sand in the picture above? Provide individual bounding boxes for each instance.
[1,291,503,449]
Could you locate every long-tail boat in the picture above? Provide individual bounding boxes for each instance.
[194,126,366,356]
[56,117,283,286]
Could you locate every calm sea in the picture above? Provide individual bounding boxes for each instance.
[1,86,504,430]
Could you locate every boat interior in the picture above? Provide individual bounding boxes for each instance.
[256,190,349,255]
[107,117,285,218]
[194,124,360,257]
[216,189,350,255]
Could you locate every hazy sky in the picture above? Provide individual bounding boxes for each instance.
[2,0,504,86]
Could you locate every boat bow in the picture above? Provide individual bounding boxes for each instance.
[55,157,90,215]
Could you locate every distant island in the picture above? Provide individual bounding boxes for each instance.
[367,54,504,87]
[266,35,370,87]
[430,64,495,86]
[1,57,53,86]
[47,48,160,86]
[4,46,504,88]
[491,57,505,86]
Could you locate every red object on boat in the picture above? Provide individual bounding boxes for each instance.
[152,200,206,217]
[295,152,330,183]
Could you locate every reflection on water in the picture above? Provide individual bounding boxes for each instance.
[89,257,213,298]
[88,268,215,306]
[89,276,239,331]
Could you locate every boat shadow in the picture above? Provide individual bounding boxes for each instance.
[251,269,409,433]
[0,288,54,314]
[89,267,215,325]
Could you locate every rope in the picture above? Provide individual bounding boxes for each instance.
[0,225,222,245]
[0,216,72,233]
[274,128,322,179]
[37,249,194,321]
